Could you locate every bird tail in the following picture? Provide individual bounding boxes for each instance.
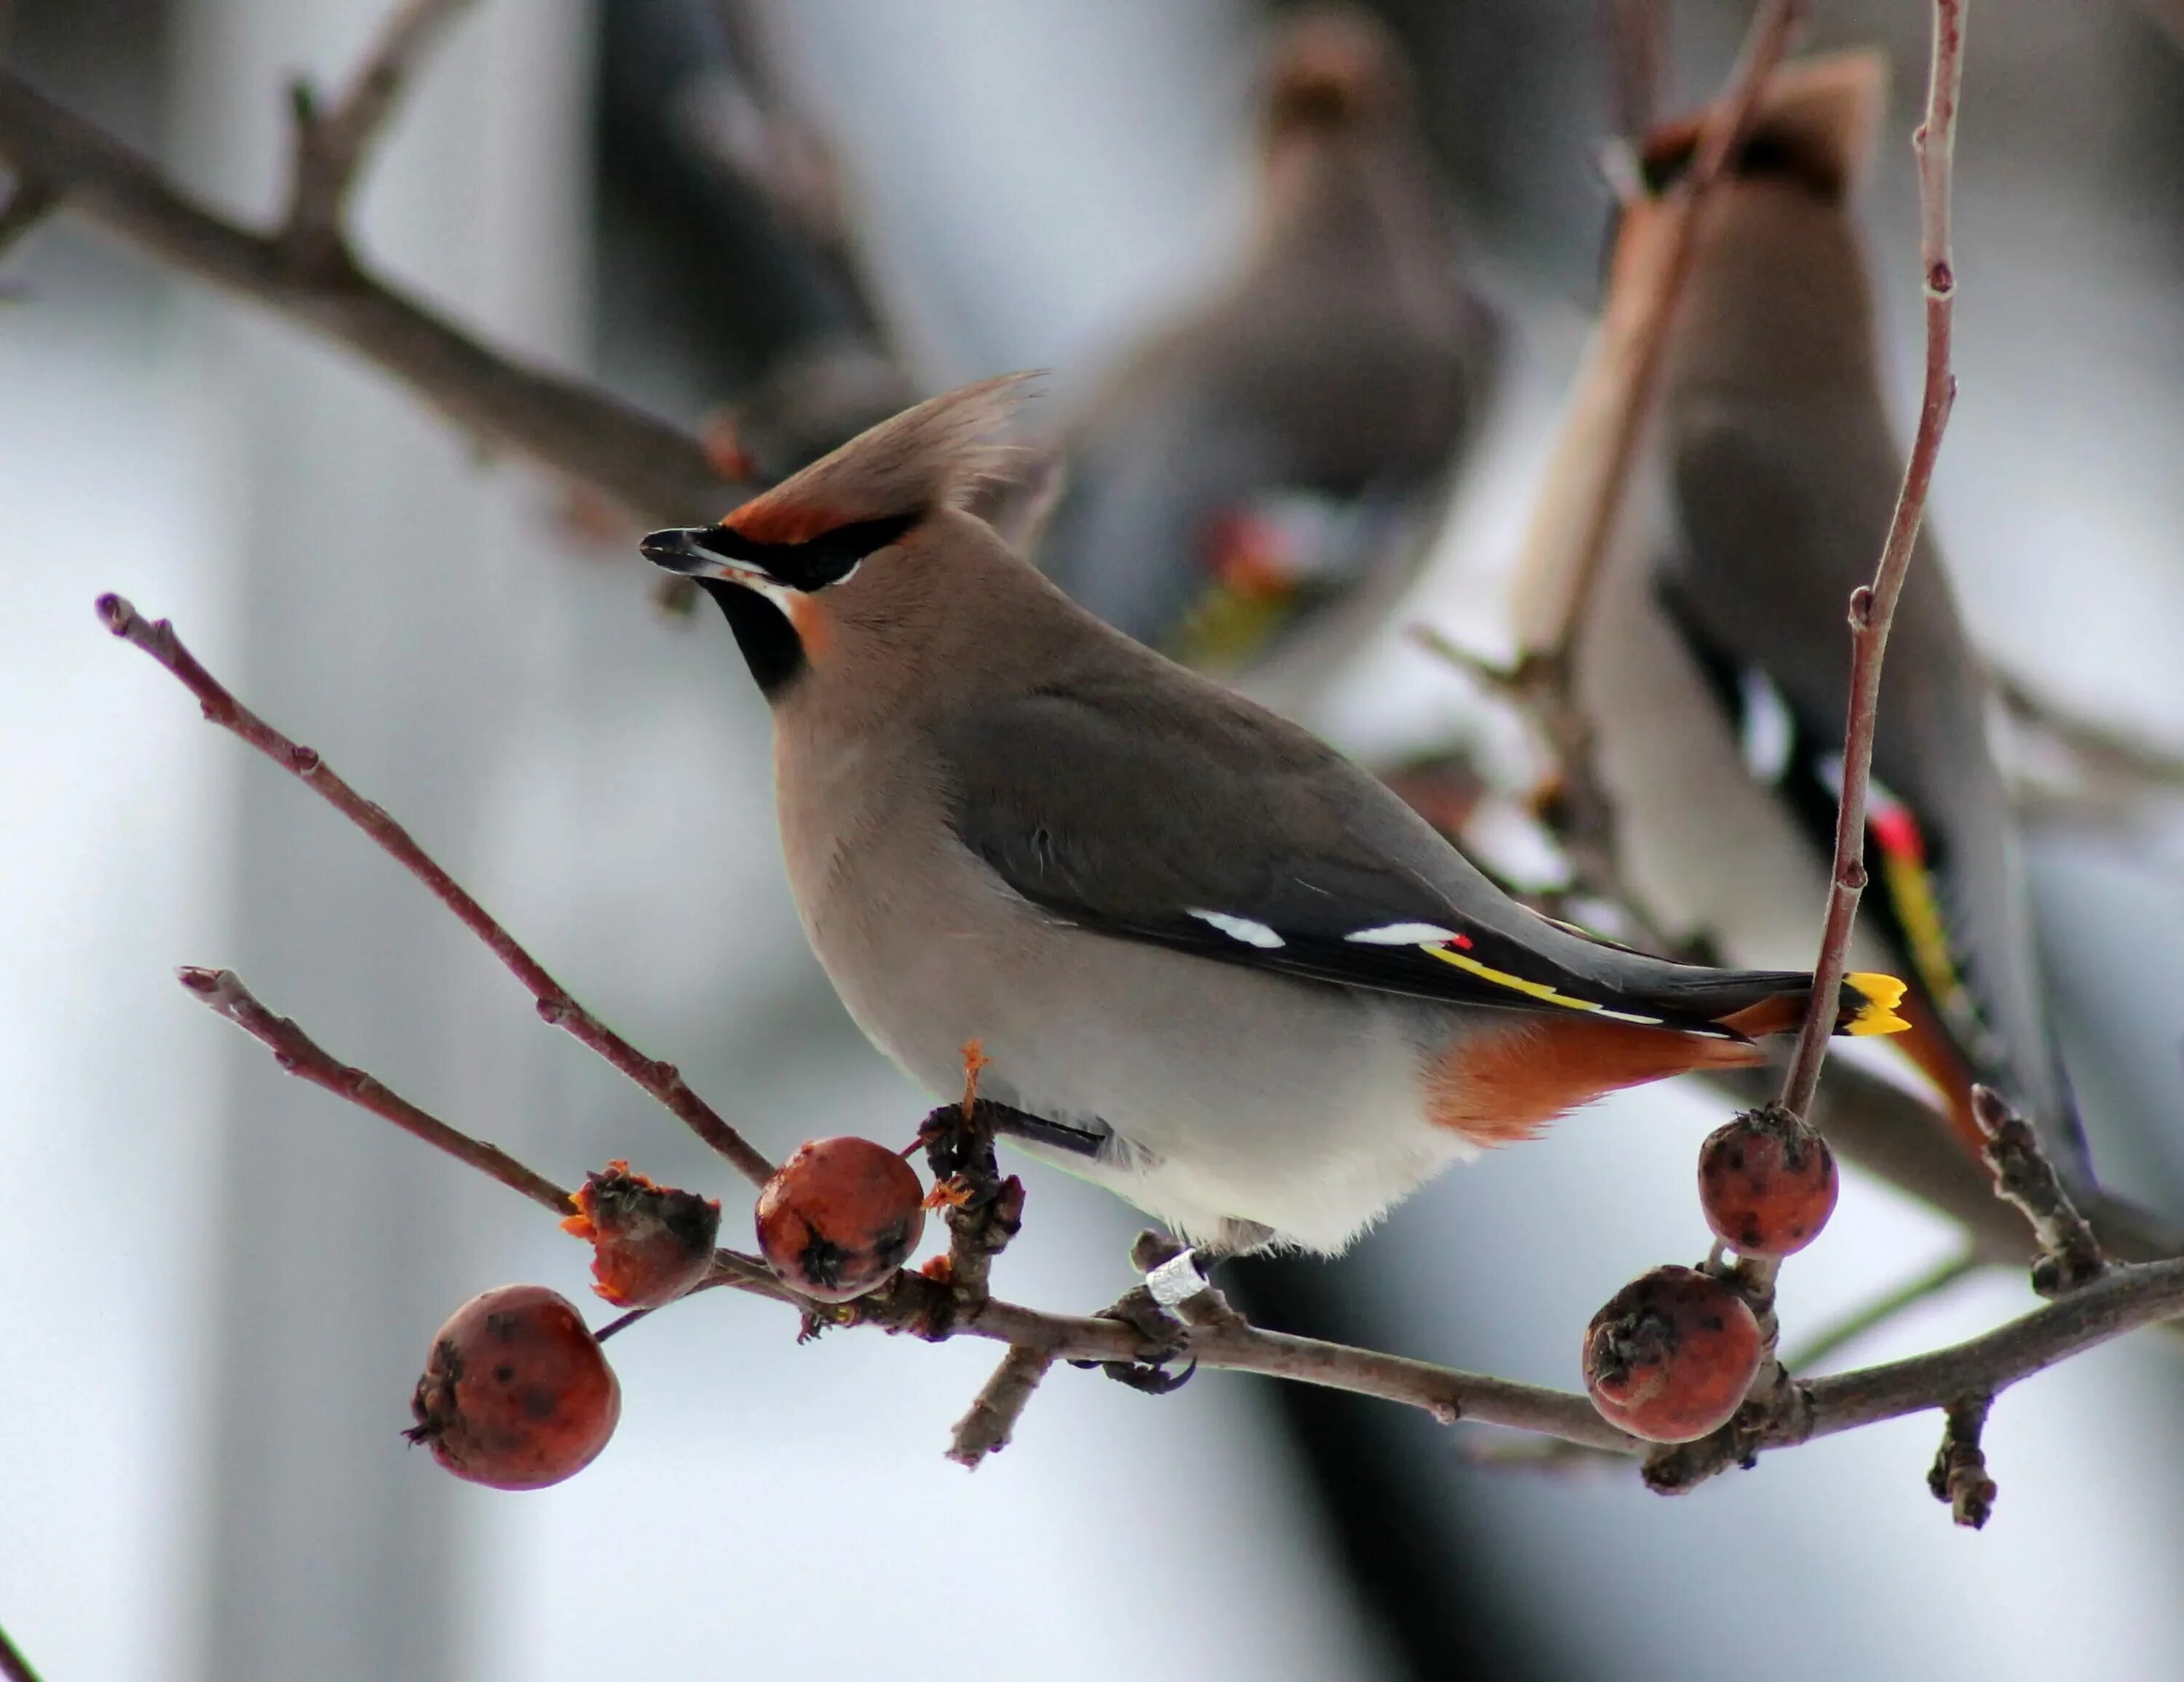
[719,373,1042,545]
[1712,972,1910,1041]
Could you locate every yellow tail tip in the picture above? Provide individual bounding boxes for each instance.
[1843,972,1911,1036]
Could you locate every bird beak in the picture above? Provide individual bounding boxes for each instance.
[639,526,770,587]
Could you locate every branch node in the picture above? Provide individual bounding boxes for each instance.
[1927,1395,1998,1528]
[279,0,480,274]
[919,1099,1023,1322]
[946,1344,1056,1469]
[1971,1085,2107,1296]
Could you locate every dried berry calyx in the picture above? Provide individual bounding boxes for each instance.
[1583,1265,1762,1445]
[1697,1106,1839,1259]
[562,1159,721,1309]
[407,1284,620,1490]
[756,1136,927,1303]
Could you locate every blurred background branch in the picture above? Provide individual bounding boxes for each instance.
[0,60,735,517]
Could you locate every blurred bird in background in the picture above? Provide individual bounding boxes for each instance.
[1512,52,2161,1245]
[1035,4,1499,680]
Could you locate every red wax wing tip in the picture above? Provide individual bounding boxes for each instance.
[1868,803,1924,864]
[1203,510,1298,603]
[1449,932,1473,949]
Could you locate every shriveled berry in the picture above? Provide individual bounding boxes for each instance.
[406,1285,620,1489]
[1583,1265,1761,1443]
[755,1136,925,1302]
[1698,1108,1839,1258]
[561,1159,721,1308]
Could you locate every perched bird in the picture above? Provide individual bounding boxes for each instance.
[1513,54,2097,1194]
[1037,6,1497,676]
[643,376,1906,1254]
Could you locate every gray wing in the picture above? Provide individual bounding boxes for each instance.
[933,670,1802,1034]
[1663,397,2081,1142]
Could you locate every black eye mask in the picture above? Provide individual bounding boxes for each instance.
[689,510,924,592]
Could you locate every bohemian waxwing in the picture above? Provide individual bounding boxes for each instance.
[1513,53,2097,1197]
[642,374,1908,1254]
[1035,5,1497,676]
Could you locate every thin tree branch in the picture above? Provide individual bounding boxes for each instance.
[1971,1085,2107,1297]
[1496,0,1804,940]
[159,930,2184,1467]
[0,71,734,519]
[1642,1253,2184,1493]
[175,964,574,1215]
[0,1620,42,1682]
[1776,0,1966,1124]
[1926,1394,1998,1528]
[1993,663,2184,818]
[1511,0,1804,660]
[98,592,777,1187]
[947,1344,1055,1469]
[1654,0,1971,1490]
[282,0,478,269]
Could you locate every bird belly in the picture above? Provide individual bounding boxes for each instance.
[799,835,1473,1254]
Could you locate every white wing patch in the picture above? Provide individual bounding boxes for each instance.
[1188,909,1286,949]
[1738,667,1796,784]
[1345,922,1460,945]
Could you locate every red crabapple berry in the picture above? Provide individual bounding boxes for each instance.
[1583,1265,1762,1444]
[755,1137,926,1303]
[1697,1108,1839,1259]
[561,1159,721,1309]
[406,1285,620,1490]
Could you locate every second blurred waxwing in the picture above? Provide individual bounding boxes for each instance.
[1037,6,1498,677]
[1515,52,2102,1206]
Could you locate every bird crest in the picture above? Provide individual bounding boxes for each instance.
[721,373,1042,547]
[1641,49,1888,203]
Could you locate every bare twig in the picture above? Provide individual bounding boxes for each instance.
[282,0,478,270]
[99,593,777,1187]
[175,964,574,1214]
[1971,1085,2108,1297]
[0,73,735,519]
[947,1344,1055,1469]
[1510,0,1803,660]
[1927,1395,1998,1528]
[1781,1247,1982,1372]
[1659,0,1971,1491]
[1994,664,2184,819]
[0,1620,42,1682]
[1494,1,1805,920]
[1776,0,1966,1124]
[919,1086,1028,1322]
